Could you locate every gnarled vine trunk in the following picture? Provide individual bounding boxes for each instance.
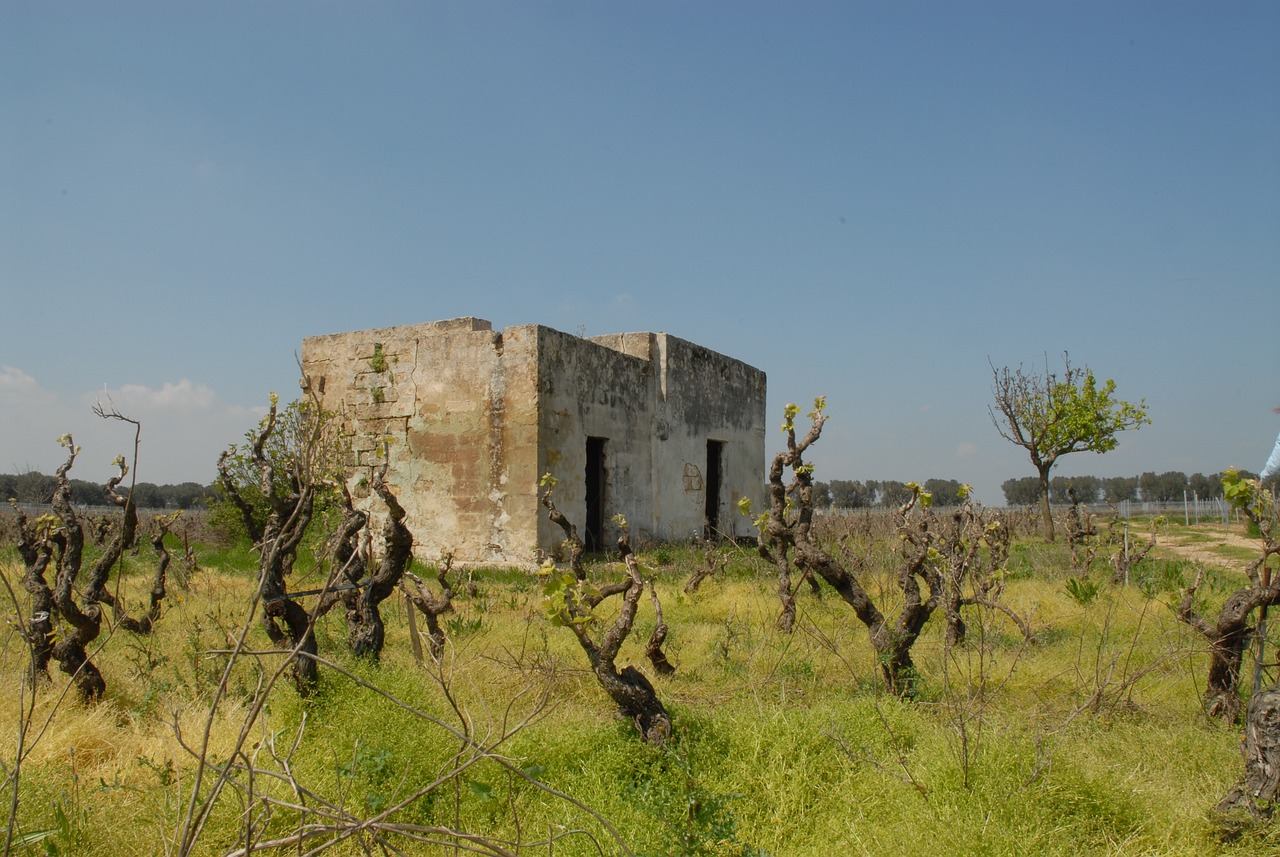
[757,401,942,698]
[13,507,56,685]
[114,515,175,635]
[348,462,413,659]
[1177,568,1280,722]
[402,563,455,661]
[48,443,141,701]
[541,481,671,743]
[1215,685,1280,838]
[218,401,322,696]
[579,539,672,742]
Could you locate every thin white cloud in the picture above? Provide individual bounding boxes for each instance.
[955,442,977,458]
[0,365,42,394]
[92,379,218,412]
[1,368,84,473]
[1,369,269,484]
[0,366,58,408]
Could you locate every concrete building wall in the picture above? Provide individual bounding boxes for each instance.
[646,333,767,542]
[535,326,655,549]
[301,317,540,565]
[301,317,765,566]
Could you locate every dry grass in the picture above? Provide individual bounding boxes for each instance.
[0,529,1275,856]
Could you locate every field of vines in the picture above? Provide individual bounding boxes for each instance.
[1,500,1276,857]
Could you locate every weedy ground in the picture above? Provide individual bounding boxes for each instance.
[0,514,1275,856]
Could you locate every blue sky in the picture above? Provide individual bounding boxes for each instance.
[3,1,1277,506]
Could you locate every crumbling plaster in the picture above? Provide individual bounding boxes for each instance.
[301,317,765,566]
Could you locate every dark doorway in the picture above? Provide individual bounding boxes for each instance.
[705,440,724,539]
[585,437,607,551]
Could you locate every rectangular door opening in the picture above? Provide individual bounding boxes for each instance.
[585,437,607,552]
[705,440,725,539]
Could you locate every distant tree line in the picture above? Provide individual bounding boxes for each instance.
[811,471,1259,510]
[7,465,1252,512]
[999,470,1258,507]
[0,470,217,509]
[812,478,970,509]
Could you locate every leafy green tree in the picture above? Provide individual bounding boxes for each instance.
[165,481,217,509]
[68,478,110,505]
[923,478,966,507]
[1188,472,1221,499]
[3,471,215,508]
[130,481,166,508]
[989,353,1150,541]
[1139,470,1188,503]
[1001,476,1041,506]
[1103,476,1138,502]
[876,480,913,508]
[1050,474,1101,504]
[829,479,874,508]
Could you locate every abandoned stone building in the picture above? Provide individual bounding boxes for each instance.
[300,317,767,566]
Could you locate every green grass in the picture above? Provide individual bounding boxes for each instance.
[1,531,1275,856]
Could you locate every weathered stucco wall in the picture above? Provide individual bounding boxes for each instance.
[301,317,540,565]
[301,317,765,566]
[535,326,655,549]
[647,333,767,542]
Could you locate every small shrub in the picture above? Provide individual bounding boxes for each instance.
[446,614,484,637]
[1065,577,1101,606]
[1131,558,1189,598]
[369,342,388,373]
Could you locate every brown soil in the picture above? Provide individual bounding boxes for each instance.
[1157,525,1261,569]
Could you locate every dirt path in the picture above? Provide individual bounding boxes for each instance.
[1156,524,1260,569]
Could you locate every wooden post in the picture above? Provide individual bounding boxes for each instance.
[1255,561,1271,696]
[404,590,424,666]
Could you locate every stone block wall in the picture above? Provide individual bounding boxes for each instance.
[302,317,764,566]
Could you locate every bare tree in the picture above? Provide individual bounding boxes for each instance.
[751,401,827,634]
[1177,570,1279,722]
[113,512,179,635]
[315,482,371,631]
[683,538,728,594]
[401,554,456,661]
[1105,505,1155,586]
[751,399,943,697]
[540,482,587,581]
[312,447,441,661]
[1176,470,1280,721]
[347,455,413,659]
[989,353,1149,541]
[932,494,1027,646]
[540,477,672,744]
[1063,486,1100,577]
[35,438,138,701]
[7,404,144,699]
[216,394,338,695]
[1061,493,1156,586]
